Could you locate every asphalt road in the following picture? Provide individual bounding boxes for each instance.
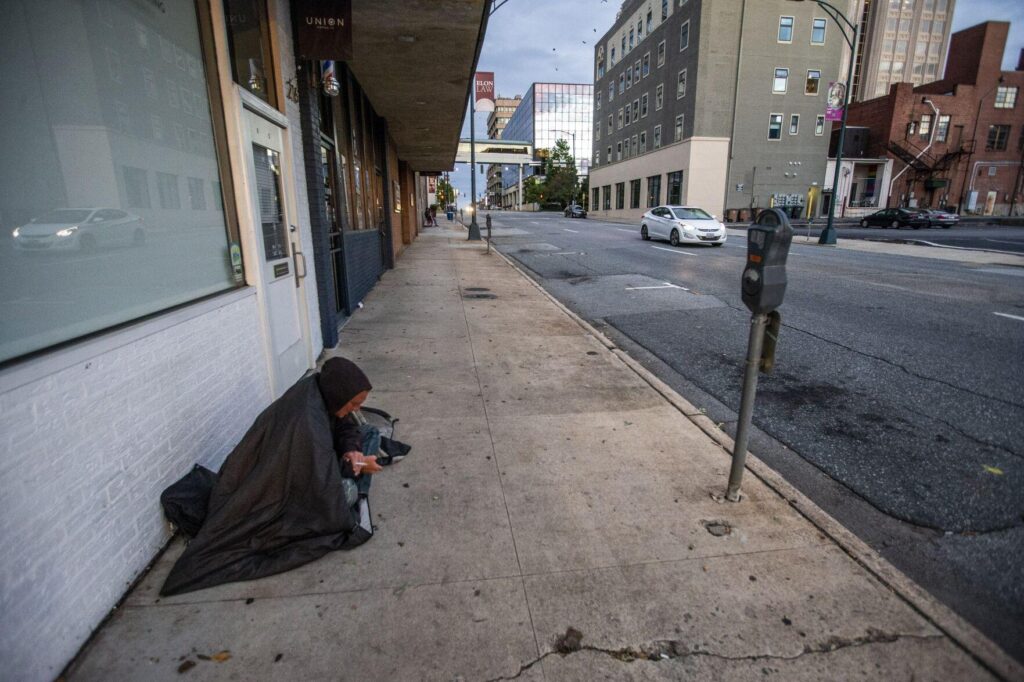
[792,223,1024,254]
[486,210,1024,662]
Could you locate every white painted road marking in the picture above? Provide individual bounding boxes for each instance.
[615,228,636,233]
[993,312,1024,323]
[651,245,697,256]
[563,228,579,233]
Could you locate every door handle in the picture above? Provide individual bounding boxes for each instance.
[293,249,307,287]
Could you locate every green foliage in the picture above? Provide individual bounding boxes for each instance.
[435,178,455,206]
[530,139,579,207]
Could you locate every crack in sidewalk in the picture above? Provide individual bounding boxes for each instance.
[487,629,944,681]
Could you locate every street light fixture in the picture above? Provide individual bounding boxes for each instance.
[787,0,860,245]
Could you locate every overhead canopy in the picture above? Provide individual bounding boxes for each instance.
[455,139,535,164]
[346,1,489,171]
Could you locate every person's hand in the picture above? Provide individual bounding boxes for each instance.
[343,451,382,475]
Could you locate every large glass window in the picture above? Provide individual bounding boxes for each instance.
[811,18,827,44]
[603,185,612,210]
[646,175,661,208]
[630,179,642,208]
[616,182,625,209]
[778,16,794,43]
[995,86,1018,109]
[935,115,951,142]
[1,0,239,364]
[987,124,1010,151]
[667,171,683,204]
[679,21,690,51]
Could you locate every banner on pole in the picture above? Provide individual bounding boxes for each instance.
[475,72,495,112]
[825,81,847,122]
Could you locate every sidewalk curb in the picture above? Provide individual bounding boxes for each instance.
[484,240,1022,681]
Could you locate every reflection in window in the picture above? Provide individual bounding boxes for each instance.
[224,0,277,105]
[0,0,237,363]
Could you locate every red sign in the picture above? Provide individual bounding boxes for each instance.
[475,72,495,112]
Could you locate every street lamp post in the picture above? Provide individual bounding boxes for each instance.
[467,100,481,240]
[789,0,860,246]
[551,128,579,205]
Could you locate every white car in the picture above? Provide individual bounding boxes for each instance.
[12,208,145,252]
[640,205,726,247]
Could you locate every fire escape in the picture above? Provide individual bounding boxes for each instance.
[887,139,974,191]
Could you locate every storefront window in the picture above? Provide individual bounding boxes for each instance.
[224,0,278,106]
[0,0,238,364]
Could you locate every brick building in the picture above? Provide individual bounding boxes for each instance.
[844,21,1024,215]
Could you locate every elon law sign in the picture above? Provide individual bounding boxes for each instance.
[296,0,353,60]
[475,72,495,113]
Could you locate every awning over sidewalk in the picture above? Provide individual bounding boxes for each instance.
[347,0,489,171]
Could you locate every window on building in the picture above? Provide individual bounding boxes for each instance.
[2,0,240,363]
[932,19,944,34]
[611,47,616,65]
[606,145,612,163]
[811,18,827,44]
[597,60,605,79]
[674,114,684,141]
[680,20,690,51]
[789,114,800,135]
[630,179,642,208]
[647,10,653,32]
[661,0,668,21]
[995,86,1018,109]
[986,124,1010,151]
[624,137,630,157]
[919,114,932,139]
[592,187,601,210]
[641,93,649,117]
[638,19,643,39]
[622,35,626,55]
[667,171,683,204]
[627,66,633,88]
[617,141,623,160]
[640,130,647,152]
[899,18,910,33]
[632,134,638,155]
[643,53,651,77]
[677,69,687,98]
[654,124,662,147]
[647,174,662,207]
[225,0,278,106]
[773,68,789,93]
[632,99,640,120]
[656,84,664,110]
[597,91,602,110]
[603,185,612,210]
[618,108,624,129]
[778,16,794,43]
[625,104,631,125]
[608,114,614,134]
[768,113,783,140]
[616,181,626,209]
[609,82,615,102]
[806,69,821,94]
[657,40,666,67]
[815,115,825,135]
[635,59,642,81]
[619,73,625,93]
[629,28,635,50]
[935,114,950,142]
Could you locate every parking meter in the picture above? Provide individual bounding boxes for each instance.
[741,208,793,314]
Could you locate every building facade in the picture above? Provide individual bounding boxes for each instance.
[845,22,1024,215]
[852,0,957,102]
[588,0,847,223]
[486,95,522,207]
[499,83,593,209]
[0,1,487,679]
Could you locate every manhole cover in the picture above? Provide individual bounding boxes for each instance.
[464,293,497,299]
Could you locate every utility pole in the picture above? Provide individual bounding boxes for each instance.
[468,101,481,240]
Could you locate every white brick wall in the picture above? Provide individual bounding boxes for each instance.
[0,293,271,681]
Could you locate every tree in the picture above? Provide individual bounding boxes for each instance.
[523,175,544,205]
[435,177,454,208]
[530,139,579,208]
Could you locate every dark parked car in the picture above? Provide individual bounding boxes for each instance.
[564,204,587,219]
[859,208,930,229]
[919,209,960,228]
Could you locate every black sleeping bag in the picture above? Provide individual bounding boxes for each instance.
[160,375,372,596]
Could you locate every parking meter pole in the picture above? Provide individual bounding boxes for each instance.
[726,312,768,501]
[486,213,492,254]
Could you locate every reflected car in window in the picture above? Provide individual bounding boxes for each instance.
[640,205,726,246]
[12,208,145,251]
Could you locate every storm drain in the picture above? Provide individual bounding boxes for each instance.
[465,287,491,292]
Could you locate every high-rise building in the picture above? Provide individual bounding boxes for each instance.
[852,0,957,102]
[486,95,522,206]
[588,0,845,221]
[499,83,593,209]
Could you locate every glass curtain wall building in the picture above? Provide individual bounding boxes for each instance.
[500,83,593,208]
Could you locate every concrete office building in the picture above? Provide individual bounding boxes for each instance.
[588,0,846,223]
[499,83,593,209]
[0,1,487,678]
[486,95,522,206]
[852,0,957,102]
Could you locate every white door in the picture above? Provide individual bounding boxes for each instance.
[243,108,308,396]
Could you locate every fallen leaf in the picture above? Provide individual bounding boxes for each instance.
[211,651,232,662]
[177,660,196,674]
[983,465,1004,476]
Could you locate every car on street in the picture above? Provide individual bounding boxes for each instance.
[858,207,930,229]
[919,209,960,228]
[564,204,587,219]
[12,208,145,252]
[641,205,726,246]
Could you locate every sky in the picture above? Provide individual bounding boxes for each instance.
[448,0,1024,207]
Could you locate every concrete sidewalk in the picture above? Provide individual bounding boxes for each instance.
[67,224,1017,681]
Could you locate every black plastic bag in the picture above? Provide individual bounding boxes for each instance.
[160,464,218,538]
